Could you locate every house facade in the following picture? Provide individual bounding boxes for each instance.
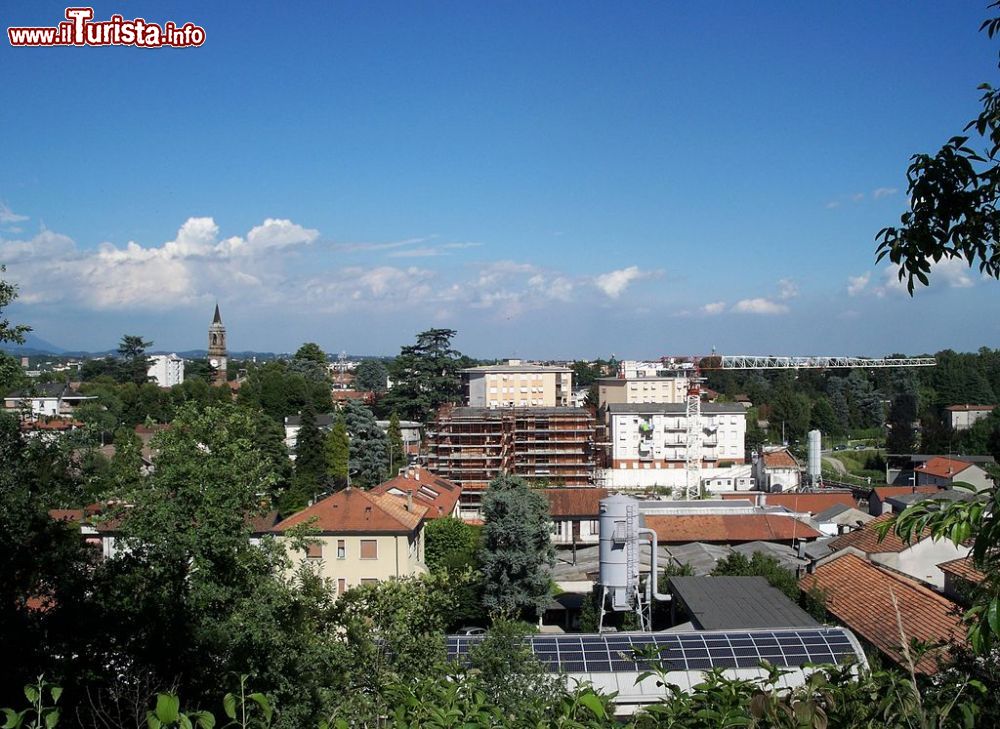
[273,488,427,595]
[461,361,573,408]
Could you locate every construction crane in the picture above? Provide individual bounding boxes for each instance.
[674,355,936,500]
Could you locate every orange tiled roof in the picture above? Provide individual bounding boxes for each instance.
[721,492,856,514]
[48,509,85,523]
[543,488,608,517]
[915,457,973,479]
[761,450,798,469]
[644,514,821,544]
[871,486,942,501]
[828,513,932,554]
[370,467,461,519]
[273,488,426,535]
[945,404,995,412]
[800,553,965,674]
[938,556,986,585]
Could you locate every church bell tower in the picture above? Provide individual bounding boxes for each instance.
[208,303,228,385]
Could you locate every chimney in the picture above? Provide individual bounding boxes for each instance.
[797,541,806,559]
[406,491,413,512]
[365,506,372,520]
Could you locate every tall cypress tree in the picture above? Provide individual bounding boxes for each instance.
[325,414,350,490]
[282,406,327,513]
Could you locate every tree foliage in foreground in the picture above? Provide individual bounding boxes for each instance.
[877,2,1000,292]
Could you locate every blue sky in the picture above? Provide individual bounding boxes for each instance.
[1,1,998,357]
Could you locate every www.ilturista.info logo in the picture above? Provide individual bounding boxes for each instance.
[8,7,205,48]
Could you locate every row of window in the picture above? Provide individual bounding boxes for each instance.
[306,539,379,560]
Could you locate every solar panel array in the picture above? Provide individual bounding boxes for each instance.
[447,629,859,674]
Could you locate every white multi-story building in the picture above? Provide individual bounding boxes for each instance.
[601,403,750,491]
[462,360,573,408]
[147,354,185,388]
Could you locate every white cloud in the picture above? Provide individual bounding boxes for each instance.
[701,301,726,315]
[0,203,28,225]
[777,278,798,300]
[731,298,789,315]
[847,272,871,296]
[824,200,841,210]
[594,265,661,299]
[873,257,976,297]
[872,187,898,200]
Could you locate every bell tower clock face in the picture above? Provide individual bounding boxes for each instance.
[210,358,219,368]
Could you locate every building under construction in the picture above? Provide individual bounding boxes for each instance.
[426,406,597,513]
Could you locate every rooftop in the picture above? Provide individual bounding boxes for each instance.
[605,402,746,415]
[938,556,986,585]
[722,491,855,514]
[273,487,426,535]
[542,487,608,517]
[668,576,818,630]
[370,467,461,518]
[760,449,799,469]
[914,456,974,479]
[945,404,996,412]
[827,513,930,554]
[644,514,821,544]
[461,363,572,374]
[800,553,965,674]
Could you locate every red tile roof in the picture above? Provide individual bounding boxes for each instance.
[800,553,965,674]
[370,467,461,519]
[273,487,426,535]
[945,404,995,412]
[828,513,931,554]
[721,492,857,514]
[48,509,85,523]
[644,514,821,544]
[938,557,986,585]
[761,450,798,469]
[915,457,973,479]
[542,488,608,517]
[871,486,941,502]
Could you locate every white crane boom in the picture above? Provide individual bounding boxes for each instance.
[707,355,936,370]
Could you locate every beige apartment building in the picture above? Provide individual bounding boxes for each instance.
[272,487,427,595]
[597,373,689,407]
[462,360,572,408]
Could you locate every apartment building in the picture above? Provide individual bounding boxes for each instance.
[273,487,427,595]
[425,406,597,516]
[601,402,750,491]
[597,374,689,407]
[462,360,573,408]
[147,353,185,388]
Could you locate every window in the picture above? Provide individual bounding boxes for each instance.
[306,542,322,559]
[361,578,378,587]
[360,539,378,559]
[337,578,346,594]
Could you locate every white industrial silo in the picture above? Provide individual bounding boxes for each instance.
[598,494,640,612]
[807,429,822,486]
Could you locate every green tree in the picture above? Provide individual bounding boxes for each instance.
[237,361,331,425]
[809,396,841,436]
[386,412,405,475]
[324,414,349,490]
[710,551,800,602]
[0,266,30,345]
[293,342,327,365]
[383,328,464,422]
[425,517,480,573]
[876,4,1000,291]
[107,426,144,495]
[479,474,555,618]
[285,406,327,513]
[886,392,919,454]
[117,335,153,386]
[769,387,811,442]
[354,359,389,394]
[342,399,389,488]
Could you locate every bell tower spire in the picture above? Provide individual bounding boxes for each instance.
[208,302,227,385]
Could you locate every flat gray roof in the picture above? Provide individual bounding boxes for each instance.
[668,576,819,630]
[461,364,572,373]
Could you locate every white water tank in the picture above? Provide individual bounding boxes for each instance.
[808,429,822,485]
[599,494,640,611]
